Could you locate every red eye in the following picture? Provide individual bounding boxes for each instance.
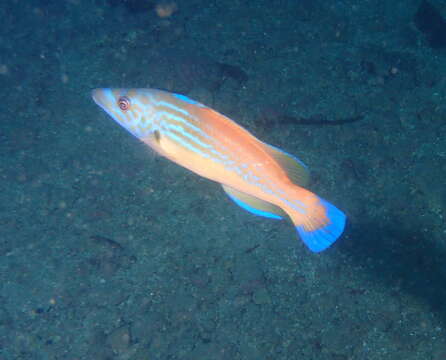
[118,96,131,111]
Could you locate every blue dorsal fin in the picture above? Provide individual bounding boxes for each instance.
[172,93,205,107]
[222,184,286,219]
[262,143,310,187]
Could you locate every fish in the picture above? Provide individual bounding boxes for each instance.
[92,88,346,252]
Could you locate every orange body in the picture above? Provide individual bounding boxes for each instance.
[92,88,346,252]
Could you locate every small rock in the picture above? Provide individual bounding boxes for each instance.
[107,325,131,355]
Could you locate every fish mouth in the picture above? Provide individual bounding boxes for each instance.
[91,88,119,121]
[92,88,141,138]
[91,88,109,108]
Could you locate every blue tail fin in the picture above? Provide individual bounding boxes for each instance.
[295,198,346,252]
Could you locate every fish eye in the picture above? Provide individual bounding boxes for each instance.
[118,96,131,111]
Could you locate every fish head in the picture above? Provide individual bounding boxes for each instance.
[92,88,156,139]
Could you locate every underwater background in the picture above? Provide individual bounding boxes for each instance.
[1,0,446,359]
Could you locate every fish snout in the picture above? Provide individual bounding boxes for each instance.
[91,88,113,109]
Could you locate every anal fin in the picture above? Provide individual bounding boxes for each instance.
[222,184,286,220]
